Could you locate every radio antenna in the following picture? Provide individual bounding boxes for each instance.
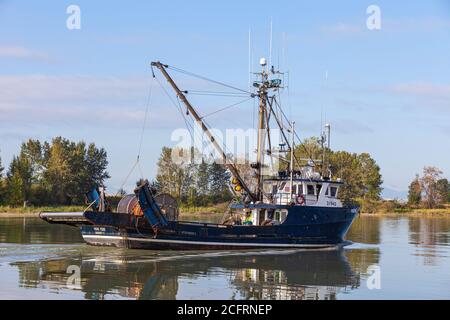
[248,27,252,90]
[269,18,273,70]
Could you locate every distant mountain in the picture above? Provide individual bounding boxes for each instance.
[382,187,408,200]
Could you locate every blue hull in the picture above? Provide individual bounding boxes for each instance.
[79,205,359,250]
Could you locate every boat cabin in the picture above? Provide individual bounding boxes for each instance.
[263,178,343,208]
[228,178,343,227]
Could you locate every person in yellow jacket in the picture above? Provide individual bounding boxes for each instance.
[243,210,253,225]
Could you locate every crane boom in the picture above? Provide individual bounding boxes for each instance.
[151,61,257,202]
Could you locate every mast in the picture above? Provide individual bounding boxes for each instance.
[325,123,331,177]
[321,128,325,177]
[255,58,269,201]
[325,123,331,149]
[290,121,295,199]
[151,61,257,202]
[252,57,285,201]
[321,123,331,178]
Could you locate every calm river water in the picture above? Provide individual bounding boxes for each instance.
[0,215,449,299]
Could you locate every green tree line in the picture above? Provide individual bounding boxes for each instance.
[0,137,385,209]
[0,137,109,206]
[154,147,233,207]
[290,137,383,203]
[407,166,450,209]
[155,139,384,208]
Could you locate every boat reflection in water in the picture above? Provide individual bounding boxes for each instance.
[12,248,367,300]
[227,250,359,300]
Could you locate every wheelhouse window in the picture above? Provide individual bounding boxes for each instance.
[307,184,315,195]
[274,210,288,223]
[272,184,278,194]
[263,182,275,194]
[330,186,338,197]
[275,211,281,221]
[317,184,322,195]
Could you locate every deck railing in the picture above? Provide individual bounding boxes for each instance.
[272,193,317,206]
[273,193,295,205]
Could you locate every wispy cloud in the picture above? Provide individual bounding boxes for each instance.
[325,81,450,112]
[0,45,49,60]
[0,75,147,103]
[295,118,373,136]
[333,118,374,134]
[388,82,450,97]
[321,16,450,36]
[321,22,365,35]
[387,82,450,109]
[384,17,450,32]
[0,75,186,128]
[438,124,450,136]
[0,132,29,142]
[0,103,166,128]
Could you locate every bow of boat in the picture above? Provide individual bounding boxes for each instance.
[39,211,93,226]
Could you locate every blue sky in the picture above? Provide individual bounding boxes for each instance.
[0,0,449,197]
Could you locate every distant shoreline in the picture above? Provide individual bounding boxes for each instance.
[360,209,450,216]
[1,207,449,218]
[0,212,41,218]
[0,205,85,218]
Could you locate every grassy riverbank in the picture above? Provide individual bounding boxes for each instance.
[0,205,85,217]
[359,199,450,215]
[178,202,450,216]
[361,208,450,216]
[179,202,229,215]
[0,204,229,218]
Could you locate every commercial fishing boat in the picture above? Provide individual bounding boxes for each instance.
[40,60,359,250]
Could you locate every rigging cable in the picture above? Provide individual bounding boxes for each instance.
[166,64,258,162]
[154,75,196,140]
[115,158,140,197]
[114,76,154,196]
[200,97,254,119]
[202,117,236,166]
[167,65,253,95]
[155,72,256,163]
[138,79,153,158]
[136,76,154,178]
[273,96,319,170]
[176,95,195,136]
[186,90,251,98]
[154,73,215,159]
